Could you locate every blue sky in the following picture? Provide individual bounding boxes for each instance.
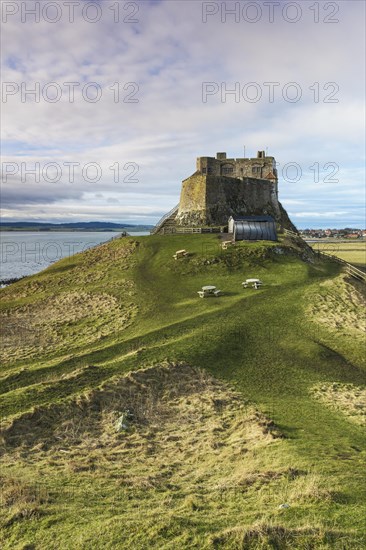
[1,0,365,228]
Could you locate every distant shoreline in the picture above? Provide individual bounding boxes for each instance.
[0,229,139,232]
[0,222,153,232]
[305,238,365,243]
[0,276,25,287]
[0,228,153,232]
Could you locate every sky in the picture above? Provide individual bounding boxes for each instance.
[1,0,365,228]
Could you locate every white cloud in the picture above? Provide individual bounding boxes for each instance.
[1,0,365,227]
[291,211,350,218]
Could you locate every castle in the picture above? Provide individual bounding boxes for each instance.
[152,150,295,234]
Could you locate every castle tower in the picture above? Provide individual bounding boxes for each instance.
[175,149,294,228]
[151,149,296,234]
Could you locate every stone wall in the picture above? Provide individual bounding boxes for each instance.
[176,173,294,230]
[196,155,277,180]
[177,172,207,226]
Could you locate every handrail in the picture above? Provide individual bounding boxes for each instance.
[284,229,365,283]
[150,204,179,234]
[318,251,365,282]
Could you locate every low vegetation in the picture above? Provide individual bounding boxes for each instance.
[311,382,366,427]
[0,233,365,548]
[305,273,365,334]
[310,241,366,271]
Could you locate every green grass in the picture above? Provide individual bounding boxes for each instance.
[0,234,365,549]
[310,241,366,271]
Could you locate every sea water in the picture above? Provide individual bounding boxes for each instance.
[0,231,149,283]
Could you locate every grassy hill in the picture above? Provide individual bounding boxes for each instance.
[309,241,366,272]
[0,233,365,549]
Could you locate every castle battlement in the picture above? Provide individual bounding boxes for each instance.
[196,150,277,181]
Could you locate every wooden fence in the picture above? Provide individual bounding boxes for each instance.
[283,229,365,283]
[158,226,225,235]
[317,251,366,283]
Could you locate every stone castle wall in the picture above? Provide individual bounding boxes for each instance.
[196,152,277,180]
[176,172,207,225]
[174,150,295,231]
[177,174,285,227]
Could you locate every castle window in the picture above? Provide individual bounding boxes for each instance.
[221,165,234,175]
[252,166,261,176]
[202,168,207,174]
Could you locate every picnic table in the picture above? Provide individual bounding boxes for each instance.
[242,278,263,289]
[173,249,188,260]
[198,285,222,298]
[221,240,235,250]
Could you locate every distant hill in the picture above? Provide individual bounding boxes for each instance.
[0,221,153,232]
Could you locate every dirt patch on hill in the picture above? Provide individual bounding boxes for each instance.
[0,363,288,497]
[311,382,366,427]
[0,291,136,364]
[306,274,365,338]
[1,363,281,452]
[210,522,351,549]
[0,363,342,544]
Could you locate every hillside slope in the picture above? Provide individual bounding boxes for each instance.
[0,234,365,549]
